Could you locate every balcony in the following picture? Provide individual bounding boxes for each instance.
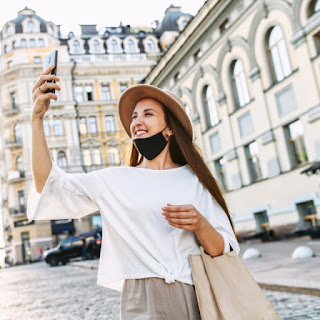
[5,138,22,149]
[71,53,162,64]
[2,104,20,116]
[80,130,120,141]
[10,206,26,217]
[7,170,25,183]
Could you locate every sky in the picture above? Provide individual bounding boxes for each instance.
[0,0,206,35]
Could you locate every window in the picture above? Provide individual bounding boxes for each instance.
[73,40,80,53]
[53,118,64,136]
[93,40,100,52]
[83,149,92,166]
[6,25,14,36]
[57,151,67,168]
[101,85,111,100]
[34,56,41,64]
[232,60,250,108]
[287,120,308,167]
[14,124,21,143]
[297,201,318,229]
[21,39,27,48]
[120,83,128,94]
[89,116,97,133]
[18,190,25,212]
[108,147,119,165]
[254,211,270,233]
[27,21,35,32]
[4,45,9,53]
[309,0,320,16]
[111,39,119,52]
[127,39,135,52]
[214,158,227,190]
[105,115,116,132]
[79,117,87,134]
[38,39,45,47]
[147,39,155,51]
[203,85,219,128]
[7,60,13,68]
[13,41,18,49]
[267,26,291,82]
[85,85,93,101]
[246,141,262,182]
[43,119,50,136]
[75,86,84,102]
[315,0,320,13]
[184,104,191,119]
[93,148,102,165]
[16,156,23,171]
[10,92,17,109]
[30,39,36,48]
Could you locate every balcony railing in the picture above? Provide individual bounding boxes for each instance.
[7,170,25,183]
[80,130,120,140]
[2,104,20,116]
[71,53,162,64]
[10,206,26,216]
[5,138,23,148]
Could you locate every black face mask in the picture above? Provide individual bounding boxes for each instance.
[133,127,168,160]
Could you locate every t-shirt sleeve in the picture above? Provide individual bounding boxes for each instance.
[207,198,240,255]
[27,161,101,221]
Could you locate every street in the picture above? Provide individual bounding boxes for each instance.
[1,262,320,320]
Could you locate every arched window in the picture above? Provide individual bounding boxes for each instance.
[127,39,135,52]
[93,40,100,52]
[16,156,23,171]
[315,0,320,12]
[93,148,102,165]
[83,149,92,166]
[309,0,320,16]
[57,151,67,168]
[111,39,119,52]
[4,45,9,53]
[232,60,250,108]
[147,39,155,51]
[202,85,219,127]
[14,124,21,143]
[267,26,291,82]
[108,147,120,165]
[73,40,80,52]
[12,41,18,49]
[43,119,50,136]
[53,118,64,136]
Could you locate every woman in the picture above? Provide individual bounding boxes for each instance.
[28,65,239,319]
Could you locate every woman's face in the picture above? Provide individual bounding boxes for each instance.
[130,98,171,139]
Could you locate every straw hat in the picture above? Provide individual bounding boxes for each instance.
[118,84,193,139]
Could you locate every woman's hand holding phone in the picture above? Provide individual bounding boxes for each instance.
[31,64,61,123]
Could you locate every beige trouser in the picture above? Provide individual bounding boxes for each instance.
[120,277,201,320]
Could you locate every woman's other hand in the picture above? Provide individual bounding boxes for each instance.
[31,65,61,122]
[162,204,206,232]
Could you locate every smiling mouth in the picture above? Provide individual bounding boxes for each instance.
[135,130,148,137]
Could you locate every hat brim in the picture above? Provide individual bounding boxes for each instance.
[118,84,193,139]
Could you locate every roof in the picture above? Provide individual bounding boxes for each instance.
[301,162,320,175]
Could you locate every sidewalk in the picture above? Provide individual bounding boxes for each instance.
[70,238,320,295]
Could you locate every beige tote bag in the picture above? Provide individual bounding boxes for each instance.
[189,247,280,320]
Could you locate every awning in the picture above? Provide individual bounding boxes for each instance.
[301,162,320,175]
[51,219,75,234]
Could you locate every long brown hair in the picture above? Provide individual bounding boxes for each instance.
[127,104,236,236]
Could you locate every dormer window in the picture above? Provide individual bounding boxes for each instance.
[6,25,14,36]
[127,39,135,52]
[111,39,119,52]
[147,39,155,51]
[93,40,100,52]
[28,21,35,32]
[73,40,80,53]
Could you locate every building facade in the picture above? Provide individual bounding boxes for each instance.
[144,0,320,239]
[0,6,192,264]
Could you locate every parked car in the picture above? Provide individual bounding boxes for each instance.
[44,231,102,267]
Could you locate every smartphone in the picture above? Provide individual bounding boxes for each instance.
[43,50,58,93]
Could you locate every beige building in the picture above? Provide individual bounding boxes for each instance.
[144,0,320,239]
[0,6,192,264]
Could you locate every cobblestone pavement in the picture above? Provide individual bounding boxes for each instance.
[1,262,320,320]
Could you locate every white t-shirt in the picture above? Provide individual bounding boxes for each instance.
[27,162,239,288]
